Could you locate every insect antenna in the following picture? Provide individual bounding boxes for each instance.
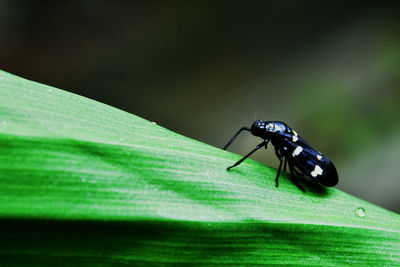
[223,127,251,150]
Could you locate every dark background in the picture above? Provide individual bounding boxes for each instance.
[1,1,399,213]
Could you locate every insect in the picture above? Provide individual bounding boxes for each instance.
[223,121,338,192]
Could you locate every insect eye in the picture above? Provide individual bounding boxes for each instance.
[266,123,274,131]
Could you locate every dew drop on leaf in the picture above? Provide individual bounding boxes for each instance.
[356,207,367,218]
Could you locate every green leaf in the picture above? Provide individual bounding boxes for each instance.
[0,70,399,265]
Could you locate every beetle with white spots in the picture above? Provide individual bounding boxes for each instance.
[223,121,338,192]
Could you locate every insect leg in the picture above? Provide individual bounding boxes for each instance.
[274,156,284,187]
[223,127,251,150]
[283,157,287,172]
[287,159,305,192]
[288,161,304,177]
[274,147,284,187]
[227,140,268,170]
[292,166,304,177]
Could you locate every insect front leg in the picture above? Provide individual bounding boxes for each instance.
[227,140,269,171]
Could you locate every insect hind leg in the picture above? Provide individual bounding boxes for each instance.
[283,157,287,172]
[274,156,284,188]
[292,165,303,177]
[273,147,285,188]
[287,159,306,192]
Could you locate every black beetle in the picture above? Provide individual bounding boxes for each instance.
[224,121,338,191]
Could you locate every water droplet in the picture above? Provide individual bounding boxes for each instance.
[356,207,366,218]
[2,120,6,125]
[152,121,157,125]
[48,88,53,92]
[119,137,125,141]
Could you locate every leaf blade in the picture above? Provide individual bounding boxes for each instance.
[0,70,399,265]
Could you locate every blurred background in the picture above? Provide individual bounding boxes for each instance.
[1,1,399,213]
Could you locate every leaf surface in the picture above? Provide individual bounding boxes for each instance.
[0,70,399,265]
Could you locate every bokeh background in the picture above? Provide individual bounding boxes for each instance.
[1,1,399,213]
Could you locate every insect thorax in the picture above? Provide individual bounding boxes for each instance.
[251,120,288,139]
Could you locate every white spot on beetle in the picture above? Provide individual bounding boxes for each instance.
[317,155,323,160]
[292,130,298,142]
[292,146,303,157]
[311,165,323,177]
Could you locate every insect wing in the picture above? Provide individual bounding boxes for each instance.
[280,133,338,187]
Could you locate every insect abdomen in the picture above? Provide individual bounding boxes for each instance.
[294,158,338,187]
[280,135,338,187]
